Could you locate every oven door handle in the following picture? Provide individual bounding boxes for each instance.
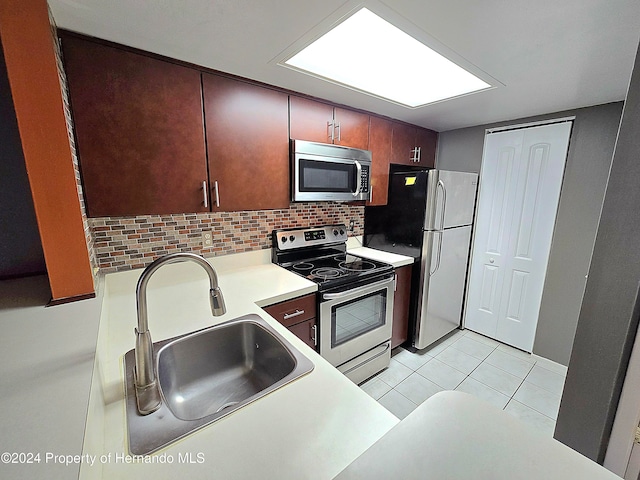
[322,277,392,300]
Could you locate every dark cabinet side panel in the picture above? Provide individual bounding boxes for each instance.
[62,36,208,217]
[203,73,289,211]
[392,265,412,348]
[367,116,392,206]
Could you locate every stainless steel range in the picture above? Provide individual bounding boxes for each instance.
[272,225,394,383]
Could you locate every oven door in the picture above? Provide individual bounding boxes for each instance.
[319,275,394,367]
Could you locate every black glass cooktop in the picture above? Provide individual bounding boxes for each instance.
[281,253,393,290]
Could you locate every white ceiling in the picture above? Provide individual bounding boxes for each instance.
[49,0,640,132]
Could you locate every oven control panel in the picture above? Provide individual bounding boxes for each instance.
[273,225,348,251]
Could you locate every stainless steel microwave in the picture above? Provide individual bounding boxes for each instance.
[291,140,372,202]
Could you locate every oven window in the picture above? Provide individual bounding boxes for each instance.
[299,159,355,192]
[331,290,387,348]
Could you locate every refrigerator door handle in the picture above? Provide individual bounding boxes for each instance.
[437,179,447,231]
[430,231,443,275]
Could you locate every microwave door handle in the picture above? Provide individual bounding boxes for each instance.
[353,160,362,197]
[322,277,391,300]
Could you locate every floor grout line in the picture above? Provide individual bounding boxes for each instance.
[365,332,565,431]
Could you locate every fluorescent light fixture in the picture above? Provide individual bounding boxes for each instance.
[284,8,491,107]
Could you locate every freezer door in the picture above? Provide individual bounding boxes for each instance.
[427,170,479,230]
[415,225,473,349]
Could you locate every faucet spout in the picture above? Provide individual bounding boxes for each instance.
[133,252,226,415]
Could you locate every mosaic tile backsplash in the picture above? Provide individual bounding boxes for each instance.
[90,203,364,273]
[51,16,98,278]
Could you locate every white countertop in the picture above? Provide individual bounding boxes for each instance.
[86,248,399,479]
[0,275,103,480]
[346,238,414,268]
[336,390,621,480]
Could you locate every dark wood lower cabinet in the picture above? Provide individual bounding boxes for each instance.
[288,319,317,350]
[263,294,317,350]
[392,265,412,348]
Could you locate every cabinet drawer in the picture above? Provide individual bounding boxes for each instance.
[263,294,316,328]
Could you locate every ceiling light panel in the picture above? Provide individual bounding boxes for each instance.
[284,8,491,107]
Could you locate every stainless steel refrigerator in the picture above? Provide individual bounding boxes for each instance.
[364,169,478,350]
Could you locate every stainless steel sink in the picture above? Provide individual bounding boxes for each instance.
[124,314,314,455]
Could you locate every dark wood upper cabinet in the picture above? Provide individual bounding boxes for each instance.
[334,107,369,150]
[61,33,436,215]
[61,35,209,217]
[367,116,393,206]
[391,122,417,165]
[202,73,290,211]
[289,96,334,144]
[391,121,437,167]
[289,96,369,150]
[415,127,437,167]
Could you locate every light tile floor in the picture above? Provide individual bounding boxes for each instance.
[360,329,568,437]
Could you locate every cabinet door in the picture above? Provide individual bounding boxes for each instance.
[392,264,413,348]
[288,318,318,350]
[62,36,209,217]
[334,107,369,150]
[415,128,437,167]
[203,74,289,211]
[391,122,417,165]
[289,96,334,143]
[367,116,393,206]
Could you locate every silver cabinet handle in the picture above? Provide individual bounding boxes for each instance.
[353,160,362,197]
[417,146,422,162]
[202,180,208,208]
[214,180,220,208]
[335,121,341,142]
[311,324,317,347]
[327,120,334,142]
[283,309,305,320]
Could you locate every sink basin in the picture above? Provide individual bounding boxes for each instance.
[158,319,299,421]
[124,314,314,455]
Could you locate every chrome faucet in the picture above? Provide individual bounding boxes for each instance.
[134,252,226,415]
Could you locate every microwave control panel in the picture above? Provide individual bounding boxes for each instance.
[360,165,370,193]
